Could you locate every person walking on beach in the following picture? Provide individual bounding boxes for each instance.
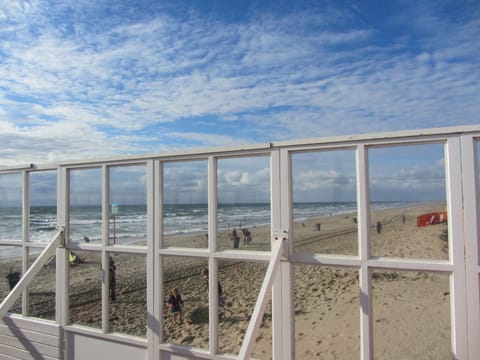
[202,268,225,307]
[376,221,382,234]
[231,229,240,249]
[109,256,117,302]
[167,288,184,324]
[242,228,252,245]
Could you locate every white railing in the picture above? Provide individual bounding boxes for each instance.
[0,125,479,359]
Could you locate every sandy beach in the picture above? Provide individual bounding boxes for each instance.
[1,202,451,359]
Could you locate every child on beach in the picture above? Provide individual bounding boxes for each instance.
[167,288,184,324]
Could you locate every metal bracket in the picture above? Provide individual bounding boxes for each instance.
[273,230,289,259]
[273,230,288,241]
[56,225,65,248]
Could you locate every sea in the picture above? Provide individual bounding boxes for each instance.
[0,202,409,258]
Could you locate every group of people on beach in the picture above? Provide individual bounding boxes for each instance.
[230,228,252,249]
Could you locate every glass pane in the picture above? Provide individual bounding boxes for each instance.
[27,248,56,320]
[163,161,208,248]
[0,246,22,314]
[0,173,23,241]
[29,171,57,243]
[372,270,451,358]
[369,144,448,260]
[162,256,208,350]
[292,150,358,255]
[217,156,271,251]
[294,265,359,359]
[69,250,102,328]
[218,260,271,359]
[109,165,147,246]
[108,252,147,337]
[69,168,102,245]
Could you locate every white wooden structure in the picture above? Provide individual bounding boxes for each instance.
[1,125,480,359]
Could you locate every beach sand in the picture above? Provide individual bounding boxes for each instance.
[1,202,451,359]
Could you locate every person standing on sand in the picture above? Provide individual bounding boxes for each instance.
[376,221,382,234]
[109,256,117,302]
[231,229,240,249]
[202,268,225,307]
[241,228,252,245]
[167,288,184,324]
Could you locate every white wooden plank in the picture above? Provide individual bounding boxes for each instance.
[0,325,58,347]
[1,316,59,336]
[0,342,57,360]
[0,333,58,358]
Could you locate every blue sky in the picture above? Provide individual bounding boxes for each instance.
[0,0,479,168]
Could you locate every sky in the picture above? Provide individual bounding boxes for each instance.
[0,0,479,169]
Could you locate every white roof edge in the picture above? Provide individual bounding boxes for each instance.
[56,142,273,167]
[1,125,479,172]
[272,124,480,148]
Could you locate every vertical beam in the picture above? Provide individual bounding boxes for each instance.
[271,148,283,360]
[22,171,29,315]
[147,159,159,360]
[272,148,295,360]
[56,166,67,360]
[461,135,480,359]
[445,137,468,359]
[101,165,109,333]
[157,161,164,354]
[57,167,69,328]
[208,156,219,354]
[357,144,373,360]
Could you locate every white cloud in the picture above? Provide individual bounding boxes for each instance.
[0,1,478,168]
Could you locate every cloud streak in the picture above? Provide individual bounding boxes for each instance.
[0,0,479,167]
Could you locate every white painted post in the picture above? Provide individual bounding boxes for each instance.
[460,135,480,359]
[147,159,159,360]
[357,144,373,360]
[208,156,219,355]
[445,137,469,359]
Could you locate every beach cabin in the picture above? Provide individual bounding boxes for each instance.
[1,125,480,359]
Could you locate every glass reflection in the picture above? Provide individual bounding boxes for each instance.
[29,171,57,243]
[0,246,22,314]
[372,270,451,358]
[217,260,271,358]
[0,173,22,241]
[294,265,359,359]
[368,144,448,259]
[292,150,358,255]
[108,252,147,337]
[108,165,147,246]
[217,157,271,251]
[161,256,209,350]
[163,161,208,248]
[69,168,102,245]
[68,250,101,328]
[27,248,56,320]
